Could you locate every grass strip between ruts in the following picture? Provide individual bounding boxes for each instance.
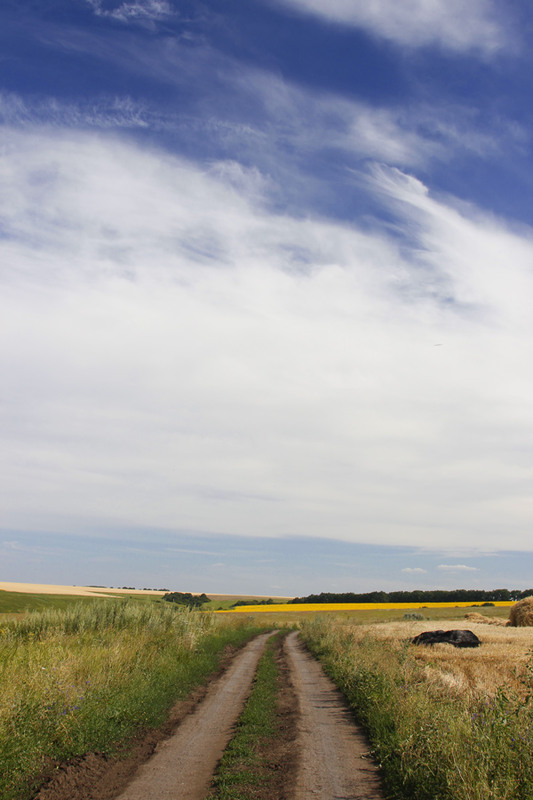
[205,632,281,800]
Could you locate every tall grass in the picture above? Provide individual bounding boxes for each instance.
[0,601,262,800]
[300,617,533,800]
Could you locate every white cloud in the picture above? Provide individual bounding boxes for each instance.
[438,564,479,572]
[2,82,487,174]
[1,128,532,552]
[402,567,427,573]
[270,0,508,54]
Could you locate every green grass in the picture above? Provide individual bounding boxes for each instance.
[0,590,105,615]
[206,634,280,799]
[300,617,533,800]
[0,601,265,800]
[202,597,291,611]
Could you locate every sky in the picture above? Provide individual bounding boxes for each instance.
[1,0,533,596]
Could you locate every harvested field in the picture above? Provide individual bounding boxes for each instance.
[0,582,122,597]
[344,618,533,699]
[464,611,507,625]
[0,583,292,604]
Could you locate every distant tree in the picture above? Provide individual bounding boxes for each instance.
[230,598,275,608]
[163,592,210,609]
[289,588,520,605]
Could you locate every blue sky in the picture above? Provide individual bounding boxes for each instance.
[1,0,533,595]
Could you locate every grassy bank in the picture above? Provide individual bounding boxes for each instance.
[0,601,263,800]
[300,617,533,800]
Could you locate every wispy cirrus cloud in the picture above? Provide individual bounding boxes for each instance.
[85,0,174,24]
[269,0,509,54]
[15,9,515,178]
[402,567,427,574]
[235,70,503,171]
[0,92,150,130]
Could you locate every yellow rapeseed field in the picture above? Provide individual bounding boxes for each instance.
[219,601,514,613]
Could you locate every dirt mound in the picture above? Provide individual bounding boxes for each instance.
[508,597,533,627]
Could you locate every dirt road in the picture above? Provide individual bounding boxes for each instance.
[35,631,383,800]
[115,631,275,800]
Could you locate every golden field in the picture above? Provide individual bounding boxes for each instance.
[220,600,514,613]
[346,617,533,698]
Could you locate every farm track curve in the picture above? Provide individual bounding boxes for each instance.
[34,631,384,800]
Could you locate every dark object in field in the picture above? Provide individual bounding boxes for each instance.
[411,629,481,648]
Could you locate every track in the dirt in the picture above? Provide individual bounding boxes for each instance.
[34,631,384,800]
[286,630,384,800]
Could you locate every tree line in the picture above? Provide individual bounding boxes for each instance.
[163,592,210,608]
[289,588,533,604]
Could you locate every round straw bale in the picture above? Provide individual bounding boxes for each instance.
[508,596,533,627]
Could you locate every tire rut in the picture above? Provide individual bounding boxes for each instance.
[286,631,384,800]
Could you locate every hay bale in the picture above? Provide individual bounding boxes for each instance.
[508,596,533,627]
